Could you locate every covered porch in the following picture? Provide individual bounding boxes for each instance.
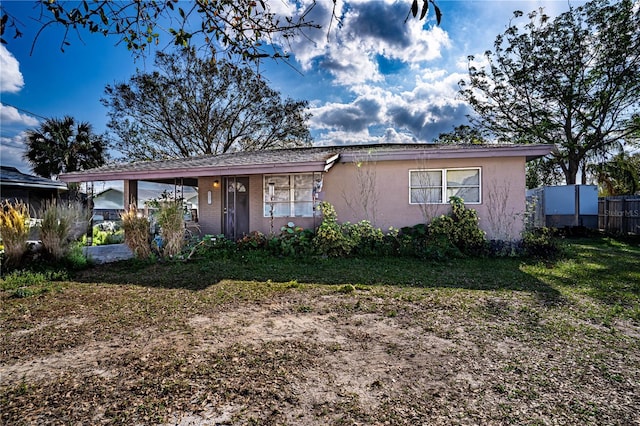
[58,147,341,239]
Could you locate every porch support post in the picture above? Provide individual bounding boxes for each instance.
[86,181,95,246]
[124,180,139,211]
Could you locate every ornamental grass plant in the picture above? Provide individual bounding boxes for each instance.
[38,200,87,261]
[156,201,185,257]
[121,205,152,259]
[0,200,31,268]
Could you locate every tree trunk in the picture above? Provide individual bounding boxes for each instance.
[566,158,579,185]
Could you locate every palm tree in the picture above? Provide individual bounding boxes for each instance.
[23,116,107,179]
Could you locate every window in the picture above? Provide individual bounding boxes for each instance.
[263,173,321,217]
[409,168,481,204]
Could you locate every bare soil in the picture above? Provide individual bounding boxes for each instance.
[1,282,639,425]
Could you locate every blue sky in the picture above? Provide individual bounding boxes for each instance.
[0,0,586,175]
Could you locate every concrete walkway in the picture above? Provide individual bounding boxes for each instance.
[83,244,134,264]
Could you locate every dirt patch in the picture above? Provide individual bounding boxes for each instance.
[2,286,639,425]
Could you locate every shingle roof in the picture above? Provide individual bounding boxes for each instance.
[60,145,342,182]
[78,145,340,174]
[0,166,68,190]
[59,143,554,183]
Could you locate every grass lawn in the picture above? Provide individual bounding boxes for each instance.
[1,236,639,425]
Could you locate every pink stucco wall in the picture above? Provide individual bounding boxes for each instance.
[197,175,320,237]
[195,155,528,241]
[197,176,223,235]
[323,156,527,241]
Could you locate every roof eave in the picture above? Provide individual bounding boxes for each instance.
[339,144,555,163]
[59,160,334,183]
[0,181,68,190]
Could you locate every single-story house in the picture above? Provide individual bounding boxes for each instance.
[0,166,68,214]
[59,143,554,241]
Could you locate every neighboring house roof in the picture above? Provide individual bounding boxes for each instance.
[93,188,124,210]
[59,143,554,183]
[0,166,68,190]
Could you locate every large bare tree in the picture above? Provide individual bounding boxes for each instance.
[102,48,312,161]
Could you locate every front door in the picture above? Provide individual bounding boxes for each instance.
[223,177,250,240]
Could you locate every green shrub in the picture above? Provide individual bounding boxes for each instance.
[313,202,354,257]
[423,233,463,260]
[486,239,523,258]
[268,223,315,257]
[11,287,36,298]
[397,223,430,257]
[0,200,31,268]
[183,234,236,260]
[1,270,49,290]
[207,234,237,251]
[396,222,462,260]
[83,225,125,246]
[522,227,560,259]
[336,284,355,294]
[429,196,486,255]
[61,241,90,270]
[380,227,402,256]
[347,220,387,257]
[104,231,125,245]
[237,231,268,251]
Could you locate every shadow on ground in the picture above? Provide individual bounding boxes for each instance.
[73,252,565,305]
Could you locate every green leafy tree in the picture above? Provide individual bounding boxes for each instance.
[460,0,640,184]
[434,125,487,144]
[590,151,640,196]
[1,1,440,59]
[102,48,311,161]
[24,116,107,179]
[525,158,565,189]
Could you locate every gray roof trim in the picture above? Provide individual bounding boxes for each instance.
[338,144,554,162]
[0,166,68,190]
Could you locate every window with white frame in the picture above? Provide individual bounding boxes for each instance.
[409,168,481,204]
[263,173,320,217]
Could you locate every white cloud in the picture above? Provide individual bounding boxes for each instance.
[0,133,32,173]
[286,1,589,145]
[308,68,471,142]
[275,0,467,142]
[0,45,24,93]
[380,127,418,144]
[313,127,418,146]
[411,70,468,104]
[278,0,450,86]
[313,129,378,146]
[0,103,39,127]
[308,95,382,131]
